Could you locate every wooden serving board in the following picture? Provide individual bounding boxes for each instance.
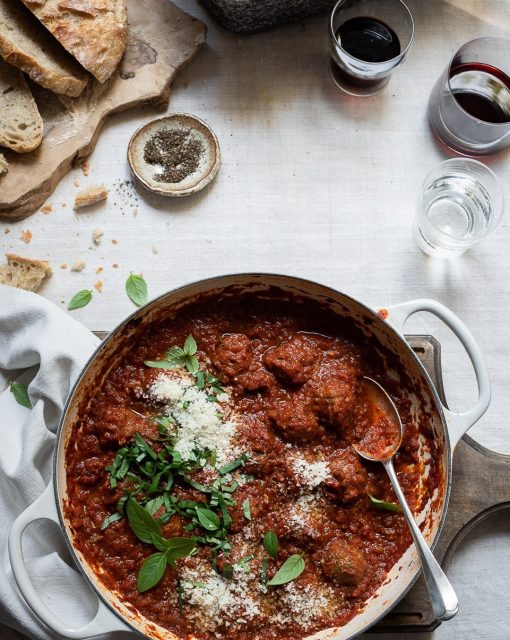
[371,335,510,633]
[92,332,510,633]
[0,0,206,221]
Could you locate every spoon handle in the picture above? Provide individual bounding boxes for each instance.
[384,459,459,622]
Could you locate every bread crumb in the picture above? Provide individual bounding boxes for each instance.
[71,260,86,272]
[61,203,67,208]
[81,161,90,176]
[92,228,103,245]
[73,178,80,188]
[0,254,51,292]
[112,239,118,245]
[94,280,103,292]
[4,228,10,235]
[60,263,67,269]
[96,266,103,274]
[0,153,9,176]
[152,244,159,255]
[74,185,108,210]
[132,206,138,217]
[41,204,53,214]
[20,230,32,244]
[112,263,119,268]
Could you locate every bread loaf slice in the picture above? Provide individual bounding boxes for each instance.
[0,59,42,153]
[0,0,88,97]
[20,0,127,83]
[0,253,52,291]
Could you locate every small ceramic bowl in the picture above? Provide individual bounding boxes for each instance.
[127,114,220,197]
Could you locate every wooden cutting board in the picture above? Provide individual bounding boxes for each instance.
[0,0,206,221]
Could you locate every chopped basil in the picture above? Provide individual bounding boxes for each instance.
[222,562,234,579]
[242,499,252,521]
[126,273,148,307]
[368,494,402,513]
[263,531,279,559]
[260,556,269,593]
[218,453,249,475]
[9,382,32,409]
[267,554,305,586]
[101,512,122,531]
[67,289,92,311]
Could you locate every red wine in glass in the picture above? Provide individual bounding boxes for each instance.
[450,62,510,124]
[336,16,401,63]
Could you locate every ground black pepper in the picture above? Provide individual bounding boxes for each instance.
[143,129,204,184]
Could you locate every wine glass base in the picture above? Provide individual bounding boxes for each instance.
[329,60,390,97]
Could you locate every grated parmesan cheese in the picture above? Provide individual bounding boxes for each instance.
[293,457,330,489]
[181,563,260,631]
[271,582,334,626]
[148,373,240,466]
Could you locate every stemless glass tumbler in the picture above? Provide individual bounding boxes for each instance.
[428,37,510,155]
[329,0,414,96]
[413,159,504,258]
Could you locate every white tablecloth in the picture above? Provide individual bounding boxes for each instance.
[1,0,509,637]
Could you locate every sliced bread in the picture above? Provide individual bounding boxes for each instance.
[0,151,8,174]
[20,0,128,83]
[0,0,88,97]
[0,253,52,291]
[0,59,42,153]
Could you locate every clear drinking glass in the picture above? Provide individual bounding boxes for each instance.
[413,159,504,258]
[329,0,414,96]
[428,37,510,155]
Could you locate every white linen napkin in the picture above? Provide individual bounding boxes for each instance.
[0,285,113,640]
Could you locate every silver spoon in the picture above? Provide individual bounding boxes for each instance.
[354,376,459,622]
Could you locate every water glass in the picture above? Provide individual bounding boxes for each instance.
[428,37,510,155]
[413,159,504,258]
[329,0,414,96]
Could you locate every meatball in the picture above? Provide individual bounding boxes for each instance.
[269,399,324,442]
[237,364,275,392]
[228,482,276,532]
[323,448,368,503]
[90,405,152,447]
[72,457,104,486]
[212,334,252,381]
[263,335,319,385]
[318,538,367,586]
[307,360,360,429]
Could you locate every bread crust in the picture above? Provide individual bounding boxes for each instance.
[21,0,128,83]
[0,0,88,97]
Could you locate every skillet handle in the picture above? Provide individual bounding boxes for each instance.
[8,482,129,639]
[384,299,491,449]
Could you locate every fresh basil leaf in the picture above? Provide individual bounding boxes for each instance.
[126,498,162,544]
[183,335,197,356]
[163,537,197,560]
[150,533,168,552]
[126,273,148,307]
[9,382,32,409]
[195,507,221,531]
[101,512,122,531]
[242,499,252,521]
[68,289,92,310]
[222,562,234,579]
[136,552,167,592]
[185,355,199,374]
[144,360,177,370]
[145,496,166,517]
[368,494,402,513]
[267,554,305,586]
[263,531,279,560]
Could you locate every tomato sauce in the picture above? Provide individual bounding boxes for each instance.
[64,292,442,640]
